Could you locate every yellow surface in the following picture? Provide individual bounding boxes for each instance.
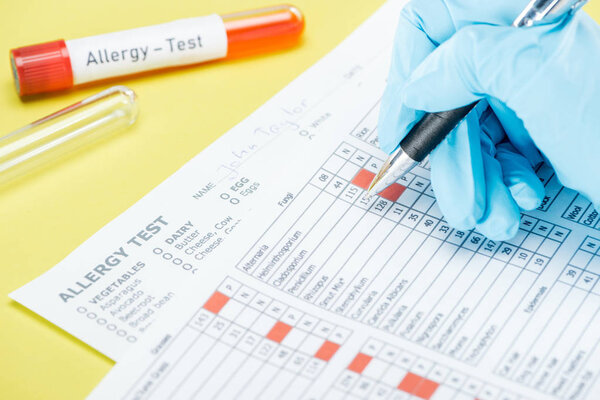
[1,1,599,399]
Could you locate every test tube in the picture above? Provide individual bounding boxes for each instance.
[223,5,304,59]
[10,5,305,96]
[0,86,138,185]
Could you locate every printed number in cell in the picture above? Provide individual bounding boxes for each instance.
[415,216,438,235]
[238,331,262,354]
[401,210,424,229]
[385,204,409,223]
[431,222,452,241]
[190,309,215,331]
[287,351,310,374]
[205,316,231,338]
[221,323,246,346]
[559,267,583,286]
[463,232,485,252]
[446,230,468,247]
[254,339,277,360]
[371,198,392,216]
[271,347,293,368]
[510,250,533,268]
[302,359,327,379]
[335,371,359,391]
[325,177,349,197]
[525,255,549,274]
[479,239,499,256]
[372,383,392,399]
[311,170,334,189]
[353,376,377,397]
[494,243,517,262]
[342,185,362,204]
[575,272,598,291]
[356,193,378,210]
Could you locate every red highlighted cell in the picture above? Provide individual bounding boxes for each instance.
[414,379,439,400]
[266,321,293,343]
[351,169,375,190]
[203,291,230,314]
[314,340,340,361]
[398,372,423,394]
[347,352,373,374]
[378,182,406,202]
[351,168,406,202]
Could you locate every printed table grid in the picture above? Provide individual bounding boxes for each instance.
[236,142,571,368]
[562,193,600,230]
[326,337,524,400]
[495,236,600,400]
[124,277,350,400]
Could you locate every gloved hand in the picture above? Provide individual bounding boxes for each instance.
[378,0,600,240]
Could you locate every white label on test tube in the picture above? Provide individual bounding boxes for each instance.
[65,15,228,85]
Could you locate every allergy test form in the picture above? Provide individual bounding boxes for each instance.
[11,0,600,399]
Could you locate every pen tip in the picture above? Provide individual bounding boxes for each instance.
[366,179,378,196]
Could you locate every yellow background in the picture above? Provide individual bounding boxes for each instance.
[1,1,599,398]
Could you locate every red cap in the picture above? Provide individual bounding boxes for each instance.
[10,40,73,97]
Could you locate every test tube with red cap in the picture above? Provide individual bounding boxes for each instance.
[10,4,305,97]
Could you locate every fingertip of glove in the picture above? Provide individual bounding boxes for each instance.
[479,216,520,241]
[509,181,544,211]
[486,224,519,241]
[442,212,478,233]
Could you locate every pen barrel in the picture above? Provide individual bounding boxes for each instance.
[399,103,476,162]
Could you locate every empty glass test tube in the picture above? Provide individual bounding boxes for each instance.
[0,86,138,185]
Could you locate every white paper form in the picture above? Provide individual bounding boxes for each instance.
[79,1,600,399]
[87,140,600,400]
[13,0,600,398]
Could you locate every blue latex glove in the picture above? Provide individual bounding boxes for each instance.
[378,0,600,240]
